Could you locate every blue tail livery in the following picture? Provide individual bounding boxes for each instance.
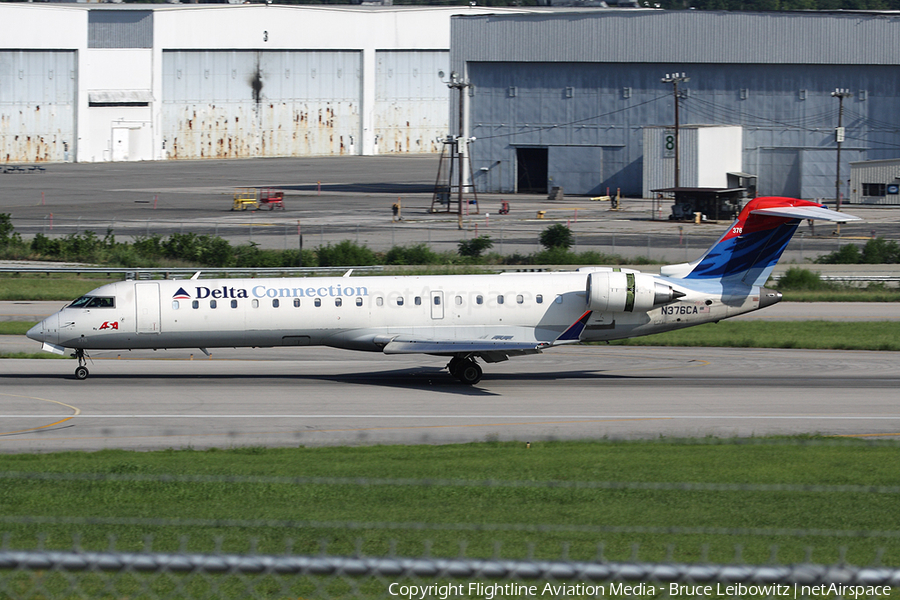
[663,197,860,287]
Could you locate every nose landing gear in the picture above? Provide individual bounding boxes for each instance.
[447,355,483,385]
[73,349,90,380]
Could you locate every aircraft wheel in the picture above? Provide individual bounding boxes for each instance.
[447,356,464,378]
[74,366,89,380]
[456,360,483,385]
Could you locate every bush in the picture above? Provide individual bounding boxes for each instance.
[457,235,493,258]
[539,223,574,250]
[861,237,900,264]
[384,244,442,265]
[316,240,377,267]
[775,267,833,291]
[816,243,860,264]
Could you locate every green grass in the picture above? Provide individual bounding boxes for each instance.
[780,288,900,302]
[0,321,34,335]
[0,276,115,301]
[0,440,898,568]
[610,321,900,351]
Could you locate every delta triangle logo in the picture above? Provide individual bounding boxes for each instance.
[173,287,191,300]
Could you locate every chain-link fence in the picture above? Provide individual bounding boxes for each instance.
[2,449,899,599]
[2,547,898,599]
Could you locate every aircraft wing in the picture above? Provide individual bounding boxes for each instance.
[750,205,861,222]
[379,311,593,362]
[381,337,550,361]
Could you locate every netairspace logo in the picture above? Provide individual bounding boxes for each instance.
[386,582,894,599]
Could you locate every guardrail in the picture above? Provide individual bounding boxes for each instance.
[1,549,898,598]
[0,266,384,279]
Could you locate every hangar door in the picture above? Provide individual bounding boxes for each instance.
[162,50,362,159]
[0,51,76,163]
[374,51,449,154]
[516,147,548,193]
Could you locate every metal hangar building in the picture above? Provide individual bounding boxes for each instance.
[0,3,536,164]
[450,10,900,200]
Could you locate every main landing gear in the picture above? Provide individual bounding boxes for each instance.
[447,355,483,385]
[73,348,90,380]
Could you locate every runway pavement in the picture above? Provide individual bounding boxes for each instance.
[1,345,898,452]
[3,156,899,261]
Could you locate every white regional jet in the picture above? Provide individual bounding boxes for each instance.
[27,197,858,384]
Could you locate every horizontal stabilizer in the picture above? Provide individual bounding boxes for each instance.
[750,205,861,222]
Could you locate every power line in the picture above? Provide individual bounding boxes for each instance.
[472,95,669,141]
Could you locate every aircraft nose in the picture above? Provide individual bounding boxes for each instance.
[27,313,58,344]
[26,321,45,342]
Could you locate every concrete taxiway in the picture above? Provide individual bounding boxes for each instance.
[1,345,898,452]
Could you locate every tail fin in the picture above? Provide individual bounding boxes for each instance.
[661,197,860,287]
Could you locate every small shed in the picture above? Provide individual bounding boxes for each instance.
[652,187,745,222]
[849,158,900,205]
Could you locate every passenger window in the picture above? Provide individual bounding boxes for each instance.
[294,298,301,308]
[455,296,462,305]
[272,299,279,308]
[335,298,342,307]
[231,299,238,309]
[434,296,441,305]
[397,297,404,306]
[376,297,384,307]
[536,294,543,304]
[476,295,483,305]
[415,297,422,306]
[517,295,524,304]
[192,300,199,309]
[252,299,259,309]
[172,301,180,310]
[498,295,504,305]
[210,300,217,309]
[555,295,563,304]
[356,297,363,307]
[315,298,321,307]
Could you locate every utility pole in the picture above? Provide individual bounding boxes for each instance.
[832,88,851,213]
[447,71,472,230]
[662,73,689,189]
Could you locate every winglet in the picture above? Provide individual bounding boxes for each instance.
[554,310,592,344]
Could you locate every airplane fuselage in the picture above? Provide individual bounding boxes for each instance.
[30,269,772,355]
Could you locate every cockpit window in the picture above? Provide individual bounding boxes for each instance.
[69,296,115,309]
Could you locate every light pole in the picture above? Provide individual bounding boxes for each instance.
[446,71,472,230]
[831,88,851,214]
[662,72,689,189]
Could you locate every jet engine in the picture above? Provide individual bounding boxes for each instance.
[585,271,683,313]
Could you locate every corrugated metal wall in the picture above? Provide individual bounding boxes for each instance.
[850,160,900,205]
[0,50,76,164]
[374,50,449,154]
[162,50,361,160]
[455,12,900,198]
[465,58,898,197]
[451,11,900,67]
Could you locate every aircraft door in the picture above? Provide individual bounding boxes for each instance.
[135,283,161,333]
[430,291,444,320]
